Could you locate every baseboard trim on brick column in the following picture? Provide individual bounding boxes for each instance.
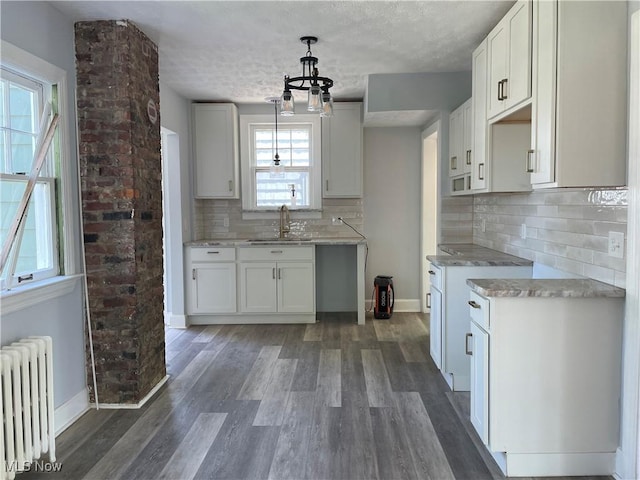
[90,375,169,410]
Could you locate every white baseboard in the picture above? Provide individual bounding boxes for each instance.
[91,375,169,409]
[365,298,420,313]
[168,313,188,329]
[55,388,89,436]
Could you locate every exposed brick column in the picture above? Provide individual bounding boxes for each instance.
[75,20,165,404]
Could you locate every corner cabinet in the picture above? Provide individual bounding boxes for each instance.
[487,0,532,119]
[322,102,363,198]
[192,103,239,198]
[529,0,627,188]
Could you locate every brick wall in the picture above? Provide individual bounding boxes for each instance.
[75,20,165,404]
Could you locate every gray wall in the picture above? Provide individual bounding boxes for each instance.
[363,127,422,306]
[1,1,86,411]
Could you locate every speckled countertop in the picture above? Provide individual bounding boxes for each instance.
[186,237,366,247]
[466,278,625,298]
[428,244,533,267]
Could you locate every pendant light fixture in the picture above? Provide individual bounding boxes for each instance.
[266,97,285,177]
[280,36,334,117]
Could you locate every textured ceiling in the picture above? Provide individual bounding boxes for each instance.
[52,1,513,101]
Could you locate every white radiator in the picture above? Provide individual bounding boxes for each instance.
[1,336,55,480]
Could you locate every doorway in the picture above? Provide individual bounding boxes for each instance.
[420,121,440,313]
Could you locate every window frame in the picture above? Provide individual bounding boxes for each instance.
[0,40,77,301]
[240,113,322,212]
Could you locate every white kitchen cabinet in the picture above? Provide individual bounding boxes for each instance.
[487,0,532,119]
[192,103,239,198]
[448,98,472,178]
[187,247,236,314]
[471,40,488,191]
[322,102,363,198]
[462,100,473,175]
[238,246,315,315]
[467,288,624,476]
[428,266,443,369]
[529,0,627,188]
[428,261,531,391]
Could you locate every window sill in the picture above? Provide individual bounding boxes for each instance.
[1,274,83,315]
[242,209,323,220]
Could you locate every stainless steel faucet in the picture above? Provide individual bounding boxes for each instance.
[279,204,290,239]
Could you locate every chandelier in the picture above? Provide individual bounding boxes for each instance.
[280,36,334,117]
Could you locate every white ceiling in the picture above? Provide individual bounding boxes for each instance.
[51,0,514,125]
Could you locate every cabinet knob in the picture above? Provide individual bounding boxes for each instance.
[468,300,481,309]
[428,270,436,275]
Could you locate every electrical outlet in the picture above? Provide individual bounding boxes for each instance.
[520,223,527,240]
[331,217,342,226]
[608,231,625,258]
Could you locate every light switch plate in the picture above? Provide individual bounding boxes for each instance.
[331,217,342,226]
[608,231,625,258]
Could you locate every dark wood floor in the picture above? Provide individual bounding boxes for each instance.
[21,313,610,480]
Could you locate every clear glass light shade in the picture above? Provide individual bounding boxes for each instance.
[269,158,285,178]
[320,92,333,117]
[280,91,295,116]
[307,85,322,112]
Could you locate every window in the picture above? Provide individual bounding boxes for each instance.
[240,114,321,211]
[0,66,59,290]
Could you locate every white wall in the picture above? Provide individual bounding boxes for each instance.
[363,127,422,310]
[0,0,87,429]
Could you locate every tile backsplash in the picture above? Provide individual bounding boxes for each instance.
[472,188,628,288]
[440,196,474,244]
[194,198,364,240]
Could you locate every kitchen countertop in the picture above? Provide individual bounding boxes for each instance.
[428,244,533,267]
[186,237,367,247]
[466,278,626,298]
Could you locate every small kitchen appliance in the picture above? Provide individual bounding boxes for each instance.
[374,275,394,319]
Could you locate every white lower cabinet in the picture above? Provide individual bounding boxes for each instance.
[467,290,624,477]
[428,285,443,369]
[238,246,315,315]
[187,247,237,314]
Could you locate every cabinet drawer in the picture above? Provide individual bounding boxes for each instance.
[428,264,442,290]
[468,291,490,330]
[190,247,236,262]
[238,246,314,262]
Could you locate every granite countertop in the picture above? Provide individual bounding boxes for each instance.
[186,237,367,247]
[466,278,626,298]
[428,244,533,267]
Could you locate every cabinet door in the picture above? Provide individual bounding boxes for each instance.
[471,40,488,191]
[448,108,463,177]
[322,102,363,198]
[462,99,473,174]
[505,0,532,110]
[239,262,277,313]
[193,103,239,199]
[487,22,508,118]
[190,264,236,314]
[429,287,443,369]
[277,262,315,313]
[470,321,489,445]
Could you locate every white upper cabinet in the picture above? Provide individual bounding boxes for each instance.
[448,105,464,177]
[322,102,363,198]
[471,39,488,191]
[487,0,532,119]
[449,98,473,195]
[192,103,239,199]
[530,0,627,188]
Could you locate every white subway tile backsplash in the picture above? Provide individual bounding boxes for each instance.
[474,188,627,286]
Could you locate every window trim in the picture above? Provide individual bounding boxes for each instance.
[1,40,78,300]
[240,113,321,211]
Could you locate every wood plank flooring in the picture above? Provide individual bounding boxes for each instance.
[21,312,611,480]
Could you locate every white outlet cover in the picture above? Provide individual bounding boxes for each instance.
[608,231,625,258]
[520,224,527,239]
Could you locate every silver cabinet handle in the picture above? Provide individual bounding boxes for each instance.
[428,270,436,275]
[207,251,220,254]
[468,300,481,309]
[526,149,535,173]
[326,179,329,191]
[278,268,281,280]
[450,156,457,170]
[465,333,473,355]
[192,268,196,280]
[466,150,472,165]
[501,78,508,99]
[478,163,485,181]
[272,267,276,279]
[497,80,503,101]
[228,180,233,192]
[271,250,283,254]
[426,292,431,308]
[466,176,471,190]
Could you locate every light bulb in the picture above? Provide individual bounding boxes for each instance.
[280,90,295,116]
[307,85,321,112]
[320,92,333,117]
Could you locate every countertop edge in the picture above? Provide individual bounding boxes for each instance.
[466,278,626,299]
[186,238,367,247]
